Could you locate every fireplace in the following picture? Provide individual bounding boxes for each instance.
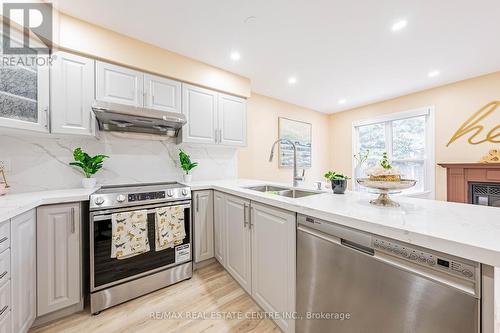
[439,163,500,204]
[469,183,500,207]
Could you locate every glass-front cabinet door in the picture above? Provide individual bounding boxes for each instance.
[0,30,49,132]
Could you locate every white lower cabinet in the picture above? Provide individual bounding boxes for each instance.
[36,203,82,316]
[193,190,214,263]
[224,195,252,293]
[251,202,296,333]
[213,192,296,333]
[0,309,11,333]
[11,210,36,333]
[213,191,226,266]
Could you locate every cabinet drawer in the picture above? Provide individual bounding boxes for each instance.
[0,222,9,254]
[0,282,10,316]
[0,309,10,333]
[0,251,9,288]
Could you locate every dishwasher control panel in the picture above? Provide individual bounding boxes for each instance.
[372,238,476,281]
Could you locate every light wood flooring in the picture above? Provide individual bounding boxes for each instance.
[30,261,279,333]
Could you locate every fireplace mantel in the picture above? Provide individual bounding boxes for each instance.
[438,163,500,203]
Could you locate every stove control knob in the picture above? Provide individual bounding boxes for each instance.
[167,190,174,197]
[94,197,105,206]
[182,189,189,196]
[116,194,126,203]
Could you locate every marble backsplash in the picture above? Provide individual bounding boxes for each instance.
[0,130,238,193]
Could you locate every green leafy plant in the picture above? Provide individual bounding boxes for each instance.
[69,148,109,178]
[324,171,350,181]
[179,149,198,174]
[380,152,392,169]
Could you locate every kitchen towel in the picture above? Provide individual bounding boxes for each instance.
[155,206,186,251]
[111,210,150,259]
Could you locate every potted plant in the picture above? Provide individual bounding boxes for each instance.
[179,149,198,182]
[324,171,350,194]
[69,148,109,188]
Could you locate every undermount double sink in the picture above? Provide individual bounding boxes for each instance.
[246,185,320,198]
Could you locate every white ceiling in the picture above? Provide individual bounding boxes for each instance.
[55,0,500,113]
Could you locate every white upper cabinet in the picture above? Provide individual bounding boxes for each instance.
[144,74,181,113]
[95,61,144,107]
[0,30,49,133]
[181,84,247,146]
[181,83,218,144]
[218,93,247,146]
[51,52,95,136]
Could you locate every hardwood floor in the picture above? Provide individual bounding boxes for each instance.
[30,261,280,333]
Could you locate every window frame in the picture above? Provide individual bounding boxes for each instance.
[351,107,435,199]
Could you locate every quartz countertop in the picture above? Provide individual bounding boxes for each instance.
[185,179,500,267]
[2,179,500,267]
[0,187,98,222]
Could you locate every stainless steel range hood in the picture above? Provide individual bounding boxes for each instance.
[92,101,186,137]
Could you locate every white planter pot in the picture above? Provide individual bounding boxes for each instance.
[183,174,192,183]
[82,178,97,189]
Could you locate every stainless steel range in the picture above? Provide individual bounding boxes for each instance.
[89,182,192,314]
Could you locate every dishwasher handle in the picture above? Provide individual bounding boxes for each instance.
[341,239,374,256]
[298,225,374,256]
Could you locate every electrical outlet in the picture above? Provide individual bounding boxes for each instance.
[0,159,11,172]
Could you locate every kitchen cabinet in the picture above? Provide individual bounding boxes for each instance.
[95,61,144,107]
[96,61,184,115]
[51,51,95,136]
[0,31,49,133]
[181,83,247,146]
[0,308,11,333]
[213,191,226,266]
[181,83,218,144]
[36,203,82,316]
[193,190,214,263]
[218,93,247,146]
[213,192,296,333]
[144,74,181,113]
[251,202,296,333]
[11,210,36,333]
[224,194,252,293]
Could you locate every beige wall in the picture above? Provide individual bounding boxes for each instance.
[329,71,500,201]
[53,13,251,97]
[238,93,331,185]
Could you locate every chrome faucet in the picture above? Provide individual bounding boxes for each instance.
[269,139,305,187]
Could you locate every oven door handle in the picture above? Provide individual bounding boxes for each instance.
[92,204,191,221]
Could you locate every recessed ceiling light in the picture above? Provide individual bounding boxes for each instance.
[244,16,257,24]
[338,99,347,105]
[230,51,241,61]
[391,20,408,32]
[288,77,297,85]
[428,70,440,78]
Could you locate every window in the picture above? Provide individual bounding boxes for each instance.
[352,107,435,197]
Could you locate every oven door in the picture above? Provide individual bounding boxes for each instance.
[90,201,191,292]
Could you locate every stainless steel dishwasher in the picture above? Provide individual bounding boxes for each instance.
[296,214,481,333]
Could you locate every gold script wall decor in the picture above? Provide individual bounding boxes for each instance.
[446,101,500,146]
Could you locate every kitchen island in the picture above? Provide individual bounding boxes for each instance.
[1,179,499,332]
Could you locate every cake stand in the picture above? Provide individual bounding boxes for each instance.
[356,178,417,207]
